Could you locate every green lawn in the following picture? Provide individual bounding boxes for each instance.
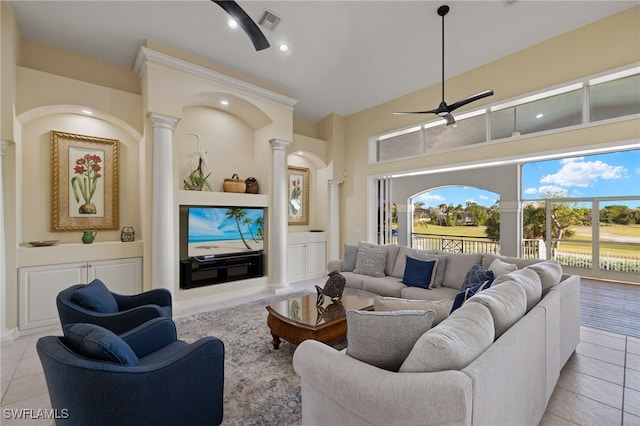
[412,223,488,238]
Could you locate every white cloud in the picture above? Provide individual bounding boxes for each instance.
[478,195,489,200]
[524,187,538,195]
[418,194,445,203]
[538,185,568,196]
[540,160,627,187]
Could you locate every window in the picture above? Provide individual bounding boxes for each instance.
[371,65,639,164]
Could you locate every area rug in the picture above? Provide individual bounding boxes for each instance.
[174,291,316,426]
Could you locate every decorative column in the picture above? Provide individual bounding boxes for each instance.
[1,139,17,344]
[328,180,343,261]
[149,113,179,295]
[269,139,291,289]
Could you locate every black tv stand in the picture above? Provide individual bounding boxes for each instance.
[180,251,264,289]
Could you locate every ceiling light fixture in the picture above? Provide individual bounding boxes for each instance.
[228,19,238,29]
[279,44,289,52]
[81,109,92,115]
[536,113,544,119]
[220,99,229,106]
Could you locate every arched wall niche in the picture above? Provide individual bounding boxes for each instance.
[175,105,268,193]
[182,92,272,131]
[287,149,331,233]
[16,104,143,244]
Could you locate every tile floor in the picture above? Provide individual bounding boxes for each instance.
[1,281,639,426]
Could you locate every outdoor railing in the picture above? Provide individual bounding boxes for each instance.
[411,233,500,254]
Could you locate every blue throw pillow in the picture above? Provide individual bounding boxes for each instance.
[402,256,438,289]
[461,264,495,291]
[63,323,139,366]
[450,280,492,314]
[72,279,118,313]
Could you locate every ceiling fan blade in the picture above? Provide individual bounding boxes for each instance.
[447,89,494,113]
[393,108,439,115]
[212,0,270,51]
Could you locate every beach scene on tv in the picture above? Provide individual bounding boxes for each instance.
[187,207,264,258]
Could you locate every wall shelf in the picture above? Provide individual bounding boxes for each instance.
[177,190,268,207]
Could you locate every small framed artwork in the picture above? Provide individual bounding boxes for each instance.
[51,130,119,231]
[287,166,309,225]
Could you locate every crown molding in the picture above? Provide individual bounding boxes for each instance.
[134,47,297,109]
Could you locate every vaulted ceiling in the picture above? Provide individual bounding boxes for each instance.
[9,1,637,122]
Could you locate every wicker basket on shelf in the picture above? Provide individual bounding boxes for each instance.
[223,174,246,193]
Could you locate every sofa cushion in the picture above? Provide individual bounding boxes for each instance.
[402,256,438,289]
[526,261,563,292]
[466,281,527,338]
[461,264,495,290]
[343,244,359,272]
[401,285,459,302]
[353,247,387,278]
[362,277,405,297]
[72,279,118,313]
[492,268,542,312]
[391,246,417,278]
[346,309,435,372]
[399,302,494,372]
[63,323,139,366]
[341,271,366,290]
[488,258,518,278]
[449,280,492,314]
[441,253,484,289]
[374,296,452,325]
[358,242,400,276]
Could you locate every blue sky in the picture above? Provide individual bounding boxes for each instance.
[413,149,640,208]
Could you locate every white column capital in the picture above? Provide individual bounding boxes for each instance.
[328,179,344,188]
[269,138,291,151]
[149,113,180,130]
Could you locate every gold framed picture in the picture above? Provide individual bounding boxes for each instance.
[287,166,309,225]
[51,130,119,231]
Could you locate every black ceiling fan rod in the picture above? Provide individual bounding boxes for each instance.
[438,5,449,105]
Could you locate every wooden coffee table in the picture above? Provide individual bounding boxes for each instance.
[266,288,375,349]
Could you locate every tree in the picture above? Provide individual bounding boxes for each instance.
[242,217,258,242]
[225,208,251,249]
[465,201,489,226]
[484,204,500,240]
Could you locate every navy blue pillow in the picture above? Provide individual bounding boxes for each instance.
[402,257,437,289]
[461,264,495,291]
[450,280,493,314]
[72,279,118,313]
[63,323,139,366]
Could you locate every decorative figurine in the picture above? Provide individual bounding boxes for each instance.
[315,270,346,307]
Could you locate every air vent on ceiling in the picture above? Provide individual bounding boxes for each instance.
[258,9,281,31]
[503,0,518,5]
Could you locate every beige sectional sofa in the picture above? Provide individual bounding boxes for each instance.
[293,243,581,426]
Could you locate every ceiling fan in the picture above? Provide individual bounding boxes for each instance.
[394,5,493,126]
[212,1,270,51]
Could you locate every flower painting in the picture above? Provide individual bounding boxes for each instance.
[51,131,119,231]
[71,152,103,214]
[287,166,309,225]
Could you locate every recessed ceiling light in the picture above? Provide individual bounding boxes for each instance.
[536,113,544,119]
[279,44,289,53]
[220,99,229,107]
[228,19,238,29]
[81,109,92,115]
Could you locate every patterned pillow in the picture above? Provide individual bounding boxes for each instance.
[461,264,495,291]
[353,247,387,278]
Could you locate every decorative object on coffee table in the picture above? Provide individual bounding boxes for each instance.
[316,301,346,325]
[319,270,346,301]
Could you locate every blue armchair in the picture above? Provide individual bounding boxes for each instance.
[37,318,224,426]
[56,279,172,335]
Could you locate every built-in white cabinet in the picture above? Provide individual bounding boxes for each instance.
[287,232,326,282]
[19,257,142,332]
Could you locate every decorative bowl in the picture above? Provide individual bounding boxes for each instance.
[28,240,58,247]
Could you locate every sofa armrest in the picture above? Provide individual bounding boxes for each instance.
[293,340,473,426]
[326,259,343,272]
[113,288,172,310]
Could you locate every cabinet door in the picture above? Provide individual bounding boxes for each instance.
[306,242,327,278]
[19,263,87,331]
[287,244,306,282]
[88,258,142,295]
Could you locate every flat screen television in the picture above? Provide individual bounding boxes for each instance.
[179,205,265,260]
